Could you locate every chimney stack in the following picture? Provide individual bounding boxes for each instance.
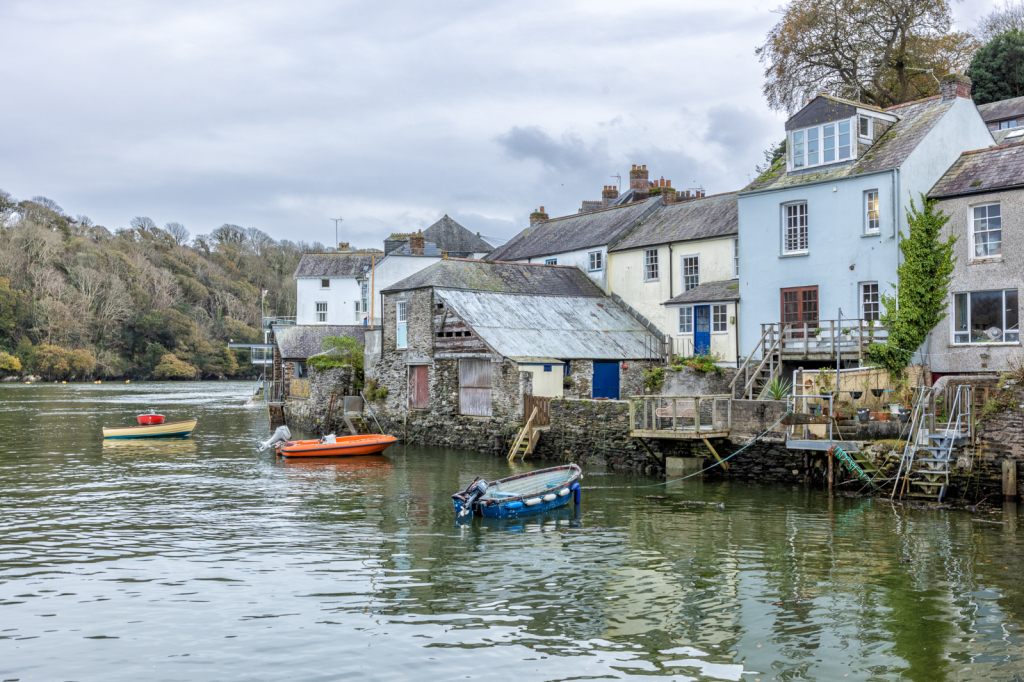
[630,164,650,201]
[601,185,619,208]
[940,71,972,102]
[409,231,425,255]
[529,206,549,226]
[338,242,351,251]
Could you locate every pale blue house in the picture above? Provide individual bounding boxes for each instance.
[734,74,993,395]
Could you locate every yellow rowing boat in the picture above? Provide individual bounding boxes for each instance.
[102,419,198,439]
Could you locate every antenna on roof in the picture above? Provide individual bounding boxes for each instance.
[331,217,343,251]
[611,174,621,192]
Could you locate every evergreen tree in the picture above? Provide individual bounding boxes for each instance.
[968,29,1024,104]
[868,197,956,379]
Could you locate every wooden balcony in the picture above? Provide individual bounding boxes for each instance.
[763,320,889,361]
[628,395,732,440]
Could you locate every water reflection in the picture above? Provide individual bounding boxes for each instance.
[0,383,1021,681]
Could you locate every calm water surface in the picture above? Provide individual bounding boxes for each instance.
[1,382,1023,681]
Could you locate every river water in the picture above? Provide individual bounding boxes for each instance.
[1,382,1022,681]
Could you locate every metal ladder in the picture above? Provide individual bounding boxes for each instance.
[893,385,973,502]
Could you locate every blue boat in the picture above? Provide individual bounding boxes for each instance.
[452,463,582,518]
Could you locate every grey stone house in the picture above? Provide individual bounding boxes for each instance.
[363,259,661,452]
[927,141,1024,376]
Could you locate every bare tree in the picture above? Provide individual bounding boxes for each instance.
[130,216,158,232]
[164,222,190,246]
[757,0,978,112]
[976,1,1024,41]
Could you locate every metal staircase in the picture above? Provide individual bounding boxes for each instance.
[893,386,973,502]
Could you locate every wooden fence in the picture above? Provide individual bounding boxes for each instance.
[524,395,551,426]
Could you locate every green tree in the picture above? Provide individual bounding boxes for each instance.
[152,353,200,380]
[308,336,364,384]
[967,29,1024,104]
[868,197,956,378]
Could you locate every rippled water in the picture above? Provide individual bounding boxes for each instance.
[1,382,1023,681]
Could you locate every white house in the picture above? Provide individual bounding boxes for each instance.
[293,251,379,325]
[357,234,443,326]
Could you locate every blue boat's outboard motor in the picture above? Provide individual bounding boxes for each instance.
[457,478,489,517]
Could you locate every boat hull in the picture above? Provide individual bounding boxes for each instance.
[137,414,165,425]
[453,464,582,518]
[103,419,197,439]
[276,435,398,458]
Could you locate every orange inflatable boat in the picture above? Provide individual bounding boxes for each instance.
[275,434,398,458]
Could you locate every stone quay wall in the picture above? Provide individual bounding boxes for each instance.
[286,365,357,433]
[971,382,1024,499]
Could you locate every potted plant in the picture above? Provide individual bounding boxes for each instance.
[857,407,870,422]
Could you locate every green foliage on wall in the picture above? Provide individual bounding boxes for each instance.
[867,196,956,379]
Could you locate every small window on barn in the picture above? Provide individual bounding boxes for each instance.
[436,332,444,338]
[446,332,454,337]
[543,365,552,372]
[436,303,444,309]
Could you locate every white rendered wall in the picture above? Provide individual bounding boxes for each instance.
[517,247,609,291]
[295,277,363,325]
[362,254,442,324]
[518,363,565,397]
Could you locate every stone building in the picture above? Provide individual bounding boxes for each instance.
[363,259,662,452]
[928,140,1024,376]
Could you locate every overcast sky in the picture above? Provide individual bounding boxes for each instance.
[0,0,996,249]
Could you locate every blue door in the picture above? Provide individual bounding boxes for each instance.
[592,361,620,399]
[694,305,711,356]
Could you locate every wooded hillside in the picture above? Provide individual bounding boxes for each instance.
[0,190,324,380]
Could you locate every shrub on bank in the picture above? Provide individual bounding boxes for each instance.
[33,344,95,381]
[152,353,200,379]
[0,351,21,375]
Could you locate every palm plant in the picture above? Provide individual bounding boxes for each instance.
[765,376,792,401]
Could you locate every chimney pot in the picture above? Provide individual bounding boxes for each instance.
[632,164,637,170]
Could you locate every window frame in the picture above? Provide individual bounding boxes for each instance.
[396,300,408,349]
[678,306,693,334]
[681,254,700,291]
[952,289,1019,345]
[864,190,880,235]
[711,304,728,333]
[1000,119,1018,130]
[321,278,330,289]
[790,118,854,170]
[860,282,880,321]
[644,248,659,281]
[315,301,328,323]
[782,202,809,255]
[545,258,557,265]
[970,202,1002,261]
[733,238,739,278]
[858,115,872,140]
[588,250,603,272]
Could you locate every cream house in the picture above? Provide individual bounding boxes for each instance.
[606,192,740,364]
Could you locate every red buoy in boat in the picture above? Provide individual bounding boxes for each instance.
[137,411,165,425]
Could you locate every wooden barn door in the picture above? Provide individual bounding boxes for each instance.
[408,365,429,409]
[459,359,492,416]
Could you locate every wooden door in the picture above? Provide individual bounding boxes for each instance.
[781,286,819,327]
[408,365,429,409]
[459,359,492,416]
[592,361,620,400]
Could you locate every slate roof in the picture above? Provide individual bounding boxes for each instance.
[663,279,740,305]
[389,241,443,256]
[422,215,493,254]
[293,252,378,278]
[437,290,658,360]
[610,193,738,252]
[978,96,1024,123]
[992,126,1024,145]
[928,142,1024,198]
[273,325,366,360]
[381,259,604,297]
[485,199,660,261]
[743,95,952,193]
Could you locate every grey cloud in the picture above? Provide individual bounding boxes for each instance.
[496,126,610,172]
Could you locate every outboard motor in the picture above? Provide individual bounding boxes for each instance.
[258,425,292,452]
[457,478,489,518]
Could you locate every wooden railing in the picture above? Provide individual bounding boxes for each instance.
[769,320,889,359]
[628,395,732,437]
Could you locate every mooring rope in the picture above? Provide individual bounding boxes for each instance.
[588,410,795,489]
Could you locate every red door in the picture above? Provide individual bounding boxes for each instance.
[781,286,818,334]
[409,365,429,409]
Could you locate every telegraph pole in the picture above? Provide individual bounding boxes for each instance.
[331,217,344,249]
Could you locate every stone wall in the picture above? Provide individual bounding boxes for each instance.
[286,365,356,432]
[971,382,1024,498]
[662,366,734,396]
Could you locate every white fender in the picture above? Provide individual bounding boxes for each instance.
[525,497,541,506]
[543,493,556,502]
[558,488,570,497]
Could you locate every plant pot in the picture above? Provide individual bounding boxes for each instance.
[871,389,885,398]
[872,412,890,422]
[889,403,901,415]
[898,408,911,423]
[857,408,870,422]
[850,391,863,400]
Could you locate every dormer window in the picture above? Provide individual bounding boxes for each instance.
[791,119,852,170]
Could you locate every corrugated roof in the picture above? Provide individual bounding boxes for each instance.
[928,141,1024,198]
[273,325,366,360]
[978,95,1024,123]
[610,193,738,252]
[663,279,740,305]
[381,259,604,297]
[438,290,658,360]
[293,253,378,278]
[744,96,952,193]
[485,199,660,261]
[422,215,493,254]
